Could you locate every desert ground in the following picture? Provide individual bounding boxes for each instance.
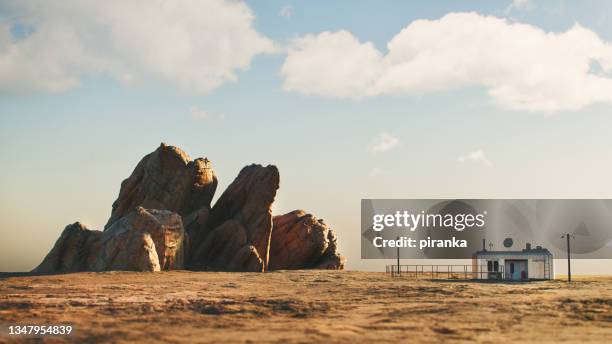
[0,271,611,343]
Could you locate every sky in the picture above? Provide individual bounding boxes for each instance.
[1,0,612,273]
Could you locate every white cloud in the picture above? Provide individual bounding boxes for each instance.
[457,149,492,167]
[369,132,399,153]
[505,0,534,13]
[0,0,277,94]
[281,31,383,99]
[280,12,612,112]
[280,5,293,18]
[190,106,209,120]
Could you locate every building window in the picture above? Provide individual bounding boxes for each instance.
[487,260,499,272]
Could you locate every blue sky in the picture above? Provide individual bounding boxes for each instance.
[1,1,612,272]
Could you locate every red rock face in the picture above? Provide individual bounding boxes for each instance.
[187,164,279,271]
[269,210,345,270]
[105,143,217,229]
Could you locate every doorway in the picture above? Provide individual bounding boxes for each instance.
[505,259,528,280]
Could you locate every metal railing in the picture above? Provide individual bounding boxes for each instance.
[385,264,504,280]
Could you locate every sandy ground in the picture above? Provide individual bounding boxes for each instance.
[0,271,611,343]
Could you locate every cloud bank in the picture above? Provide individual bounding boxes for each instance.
[0,0,276,94]
[281,12,612,112]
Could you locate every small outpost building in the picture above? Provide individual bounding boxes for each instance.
[472,243,554,281]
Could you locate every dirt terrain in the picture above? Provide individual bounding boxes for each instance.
[0,271,610,343]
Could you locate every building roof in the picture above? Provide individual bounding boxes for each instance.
[474,248,552,257]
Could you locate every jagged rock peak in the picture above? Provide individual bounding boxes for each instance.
[188,164,280,271]
[104,143,217,229]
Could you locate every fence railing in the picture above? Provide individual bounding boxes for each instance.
[385,264,504,280]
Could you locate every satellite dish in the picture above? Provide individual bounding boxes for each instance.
[503,238,513,248]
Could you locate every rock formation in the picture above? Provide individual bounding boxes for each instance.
[188,164,280,271]
[34,207,184,273]
[269,210,345,270]
[35,143,344,273]
[105,143,217,229]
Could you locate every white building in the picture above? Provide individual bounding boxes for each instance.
[472,243,554,281]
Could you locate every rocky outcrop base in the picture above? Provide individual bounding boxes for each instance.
[34,207,184,273]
